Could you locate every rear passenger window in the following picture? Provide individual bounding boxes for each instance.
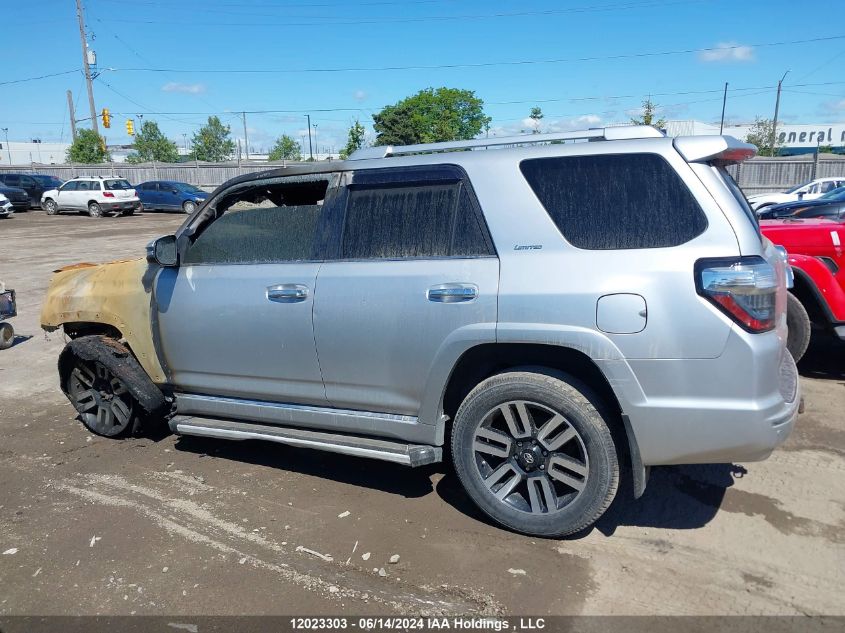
[185,178,328,264]
[341,182,492,259]
[520,154,707,250]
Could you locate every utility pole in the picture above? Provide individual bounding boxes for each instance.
[75,0,99,135]
[67,90,78,140]
[719,82,728,135]
[1,128,11,165]
[313,124,318,160]
[242,112,250,161]
[306,114,313,160]
[770,70,789,157]
[182,133,188,154]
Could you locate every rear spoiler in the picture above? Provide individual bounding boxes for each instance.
[673,135,757,164]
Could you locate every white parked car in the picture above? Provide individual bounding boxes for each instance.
[41,176,141,218]
[0,193,13,218]
[747,177,845,212]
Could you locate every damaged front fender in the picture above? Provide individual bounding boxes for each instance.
[41,258,167,384]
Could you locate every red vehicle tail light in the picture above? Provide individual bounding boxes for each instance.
[103,191,115,198]
[696,257,778,332]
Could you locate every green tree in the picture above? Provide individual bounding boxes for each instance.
[744,117,781,157]
[268,134,302,161]
[126,120,179,164]
[66,128,110,163]
[372,87,490,146]
[339,119,367,159]
[630,98,667,129]
[529,106,544,134]
[191,116,235,162]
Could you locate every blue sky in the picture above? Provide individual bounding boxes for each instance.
[3,0,845,153]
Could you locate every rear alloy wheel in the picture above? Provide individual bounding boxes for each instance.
[786,291,811,363]
[182,200,196,214]
[66,357,138,437]
[88,202,103,218]
[452,371,619,537]
[43,199,58,215]
[0,322,14,350]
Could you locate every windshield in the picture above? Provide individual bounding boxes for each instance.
[785,181,813,194]
[105,179,132,190]
[819,186,845,201]
[177,183,205,194]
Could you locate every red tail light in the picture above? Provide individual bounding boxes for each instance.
[695,256,778,333]
[103,191,115,198]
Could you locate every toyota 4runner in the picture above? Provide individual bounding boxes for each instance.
[41,126,799,537]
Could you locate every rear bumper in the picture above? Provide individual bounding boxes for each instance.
[598,329,799,466]
[105,201,141,211]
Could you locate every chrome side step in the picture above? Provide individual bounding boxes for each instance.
[170,415,442,467]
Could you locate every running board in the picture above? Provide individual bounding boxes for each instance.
[171,416,442,467]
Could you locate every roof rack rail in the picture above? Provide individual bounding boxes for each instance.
[348,125,665,160]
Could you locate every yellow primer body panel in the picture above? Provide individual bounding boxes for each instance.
[40,258,166,384]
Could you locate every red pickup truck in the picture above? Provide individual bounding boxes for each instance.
[760,218,845,361]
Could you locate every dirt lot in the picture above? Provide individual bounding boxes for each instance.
[0,210,843,617]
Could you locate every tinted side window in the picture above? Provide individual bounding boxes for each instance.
[77,181,90,191]
[342,183,457,259]
[4,175,19,186]
[520,154,708,250]
[61,181,78,191]
[185,178,328,265]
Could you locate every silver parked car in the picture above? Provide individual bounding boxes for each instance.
[41,126,799,536]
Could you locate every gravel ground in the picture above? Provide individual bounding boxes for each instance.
[0,210,843,617]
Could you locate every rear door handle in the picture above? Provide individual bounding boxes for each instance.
[427,283,478,303]
[266,284,309,303]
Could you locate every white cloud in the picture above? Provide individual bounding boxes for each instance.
[489,114,604,137]
[353,89,368,102]
[698,42,755,63]
[161,82,207,94]
[823,98,845,112]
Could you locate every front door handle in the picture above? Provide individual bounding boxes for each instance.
[266,284,309,303]
[427,283,478,303]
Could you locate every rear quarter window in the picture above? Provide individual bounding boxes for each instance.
[520,153,708,250]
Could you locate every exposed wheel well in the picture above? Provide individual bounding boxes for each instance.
[63,321,123,341]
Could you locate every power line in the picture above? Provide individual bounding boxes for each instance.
[93,0,703,25]
[95,0,472,9]
[109,35,845,75]
[73,80,845,116]
[0,69,80,87]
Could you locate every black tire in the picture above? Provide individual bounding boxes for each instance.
[182,200,196,214]
[786,291,811,363]
[0,322,14,350]
[43,199,58,215]
[121,208,135,216]
[88,201,103,218]
[64,354,140,437]
[451,371,619,537]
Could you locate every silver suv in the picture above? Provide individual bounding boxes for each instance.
[41,126,799,536]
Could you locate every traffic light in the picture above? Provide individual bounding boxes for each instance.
[101,108,111,128]
[126,119,134,136]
